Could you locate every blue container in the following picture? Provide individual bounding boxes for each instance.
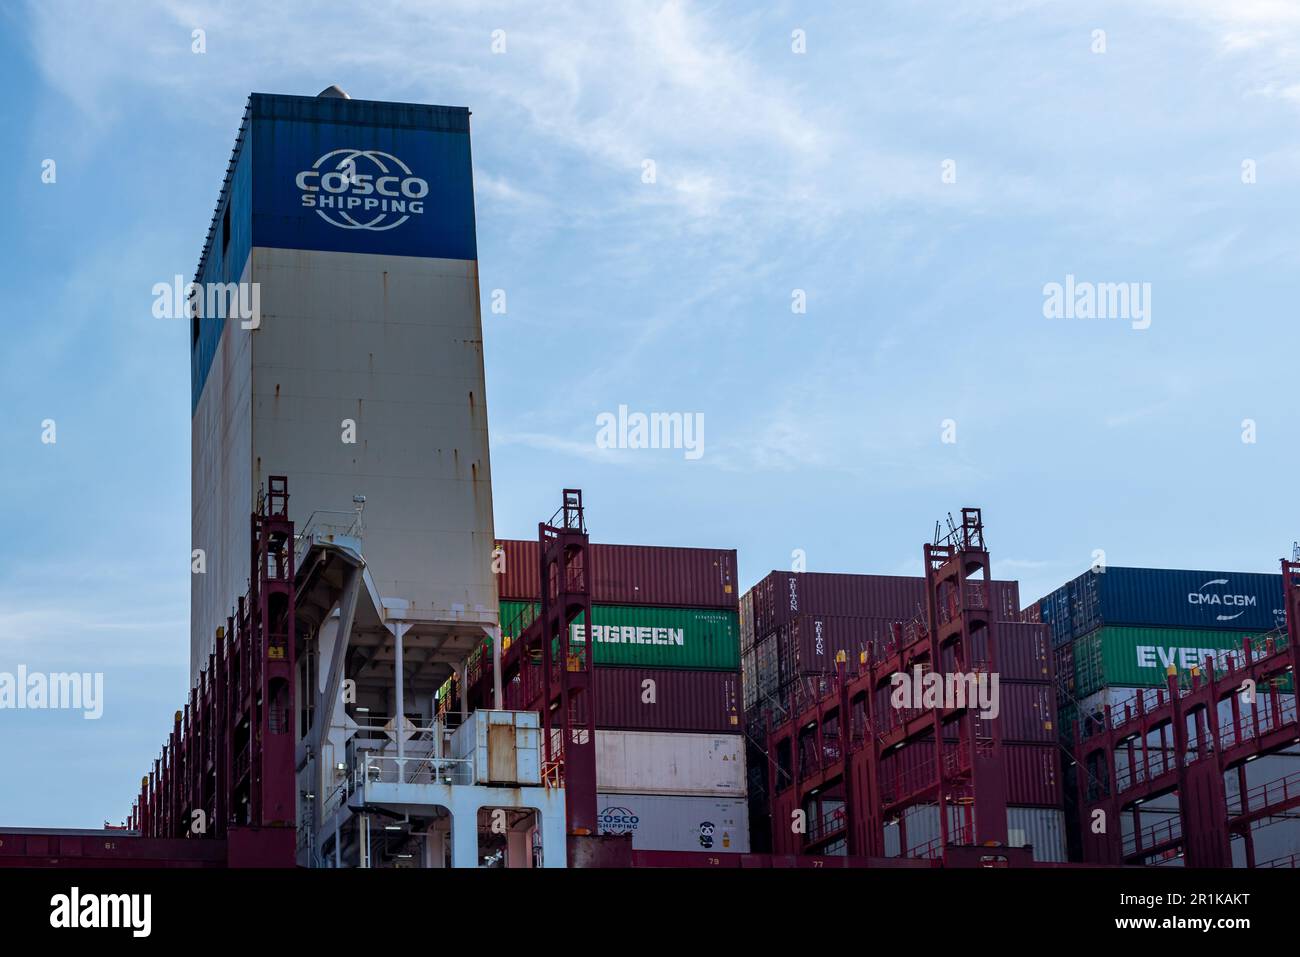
[1038,567,1285,644]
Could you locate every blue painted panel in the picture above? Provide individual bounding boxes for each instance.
[191,94,478,412]
[250,95,477,261]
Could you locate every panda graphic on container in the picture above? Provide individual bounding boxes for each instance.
[698,821,716,849]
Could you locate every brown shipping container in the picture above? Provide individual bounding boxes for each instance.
[497,540,737,609]
[995,683,1057,743]
[937,741,1060,806]
[884,740,1061,808]
[937,622,1054,684]
[1002,744,1063,807]
[749,573,926,636]
[778,615,902,681]
[748,572,1023,638]
[594,667,741,733]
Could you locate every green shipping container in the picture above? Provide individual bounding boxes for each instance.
[499,600,740,671]
[1072,626,1291,699]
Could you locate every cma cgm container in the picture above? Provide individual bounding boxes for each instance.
[596,730,746,796]
[496,540,736,609]
[1037,567,1285,646]
[592,668,741,733]
[498,600,740,670]
[597,793,750,853]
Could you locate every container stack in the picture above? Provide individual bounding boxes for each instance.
[742,573,929,741]
[741,571,1054,856]
[1037,566,1296,865]
[1038,567,1287,741]
[493,539,749,854]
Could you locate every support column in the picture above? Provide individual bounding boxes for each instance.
[492,625,503,710]
[450,796,479,868]
[392,623,409,760]
[539,796,568,868]
[459,662,469,721]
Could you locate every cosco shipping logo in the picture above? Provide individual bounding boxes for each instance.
[295,149,428,231]
[1187,578,1256,622]
[598,806,639,835]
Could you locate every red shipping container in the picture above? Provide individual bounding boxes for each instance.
[934,740,1062,807]
[497,539,737,609]
[937,622,1053,683]
[1054,642,1075,698]
[748,572,1023,638]
[781,615,900,677]
[593,667,741,733]
[995,682,1057,744]
[749,573,927,636]
[1002,744,1063,807]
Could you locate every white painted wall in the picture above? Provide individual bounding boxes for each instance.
[190,254,254,683]
[191,246,496,680]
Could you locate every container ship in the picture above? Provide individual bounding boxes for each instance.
[2,88,1297,872]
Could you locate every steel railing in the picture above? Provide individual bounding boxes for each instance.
[355,751,474,789]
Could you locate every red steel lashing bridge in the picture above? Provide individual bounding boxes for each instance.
[129,476,297,866]
[766,508,1035,866]
[464,489,598,837]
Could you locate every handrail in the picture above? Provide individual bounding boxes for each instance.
[355,750,474,788]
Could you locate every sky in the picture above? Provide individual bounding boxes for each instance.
[1,0,1298,826]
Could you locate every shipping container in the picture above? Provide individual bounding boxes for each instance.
[1232,818,1300,868]
[749,572,927,634]
[499,600,740,670]
[1070,625,1289,698]
[882,805,1065,863]
[496,540,737,609]
[775,615,902,679]
[747,572,1024,637]
[937,621,1053,683]
[1007,807,1069,863]
[996,683,1057,743]
[1038,567,1286,644]
[1078,685,1298,738]
[1002,743,1063,807]
[739,590,755,653]
[592,668,741,733]
[596,730,747,795]
[596,792,750,852]
[1054,641,1076,699]
[1225,751,1300,868]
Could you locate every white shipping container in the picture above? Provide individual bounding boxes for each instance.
[884,805,1067,863]
[1007,807,1068,863]
[595,730,746,796]
[597,792,750,852]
